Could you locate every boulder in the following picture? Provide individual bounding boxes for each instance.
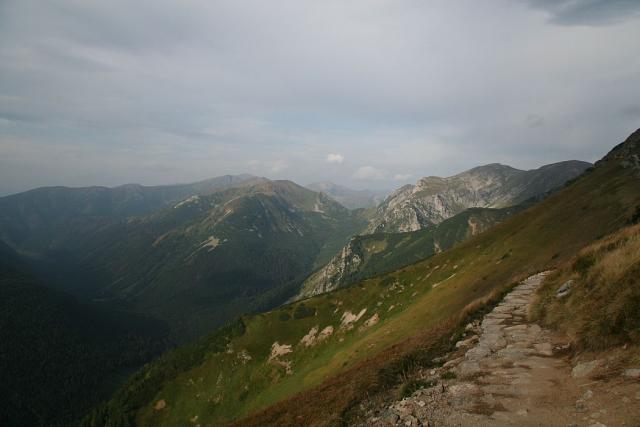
[623,368,640,379]
[571,359,603,378]
[556,280,574,299]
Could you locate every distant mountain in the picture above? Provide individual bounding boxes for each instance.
[0,179,365,341]
[0,174,261,255]
[306,182,387,209]
[0,241,168,427]
[367,161,591,233]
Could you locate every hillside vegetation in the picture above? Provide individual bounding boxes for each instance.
[84,130,640,427]
[532,222,640,351]
[0,179,365,342]
[0,243,169,427]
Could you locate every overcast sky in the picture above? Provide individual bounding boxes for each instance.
[1,0,639,195]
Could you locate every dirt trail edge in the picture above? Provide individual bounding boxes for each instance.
[357,272,640,427]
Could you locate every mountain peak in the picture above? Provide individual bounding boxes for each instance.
[602,128,640,166]
[367,160,591,233]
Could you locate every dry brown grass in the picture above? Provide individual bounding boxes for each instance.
[532,224,640,351]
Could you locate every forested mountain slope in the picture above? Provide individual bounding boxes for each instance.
[0,242,169,427]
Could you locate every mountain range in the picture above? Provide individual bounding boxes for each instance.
[366,161,591,233]
[0,136,624,427]
[81,129,640,427]
[295,161,591,300]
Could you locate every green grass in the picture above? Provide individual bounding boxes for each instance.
[440,371,457,380]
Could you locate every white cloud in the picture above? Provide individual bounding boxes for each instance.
[393,173,412,181]
[326,153,344,163]
[353,166,387,180]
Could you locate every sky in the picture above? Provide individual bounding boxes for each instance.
[1,0,639,195]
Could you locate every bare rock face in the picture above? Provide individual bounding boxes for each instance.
[366,161,591,234]
[296,237,364,299]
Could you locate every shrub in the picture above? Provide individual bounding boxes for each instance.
[278,311,291,321]
[399,379,437,398]
[293,303,315,319]
[440,371,457,380]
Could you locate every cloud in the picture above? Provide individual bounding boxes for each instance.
[326,153,344,163]
[0,1,639,194]
[353,166,388,180]
[523,0,640,25]
[393,173,412,181]
[525,114,544,128]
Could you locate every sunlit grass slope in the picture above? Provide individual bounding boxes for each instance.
[84,130,640,427]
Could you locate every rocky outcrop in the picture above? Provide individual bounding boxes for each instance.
[366,161,591,234]
[296,237,365,298]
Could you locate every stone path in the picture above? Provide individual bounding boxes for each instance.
[357,272,640,427]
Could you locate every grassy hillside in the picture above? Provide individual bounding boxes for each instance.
[532,221,640,351]
[0,242,169,427]
[84,129,640,426]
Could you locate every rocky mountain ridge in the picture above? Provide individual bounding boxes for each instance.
[296,205,528,300]
[296,160,590,300]
[367,161,591,234]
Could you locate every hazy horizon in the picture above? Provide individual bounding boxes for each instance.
[1,0,639,195]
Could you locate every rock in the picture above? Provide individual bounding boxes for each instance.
[456,360,481,377]
[484,333,507,351]
[575,400,588,413]
[403,414,419,426]
[465,344,491,360]
[154,399,167,410]
[385,412,400,424]
[582,390,594,400]
[556,280,574,299]
[534,342,554,356]
[443,356,464,369]
[455,335,478,348]
[622,368,640,379]
[572,360,603,378]
[588,423,606,427]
